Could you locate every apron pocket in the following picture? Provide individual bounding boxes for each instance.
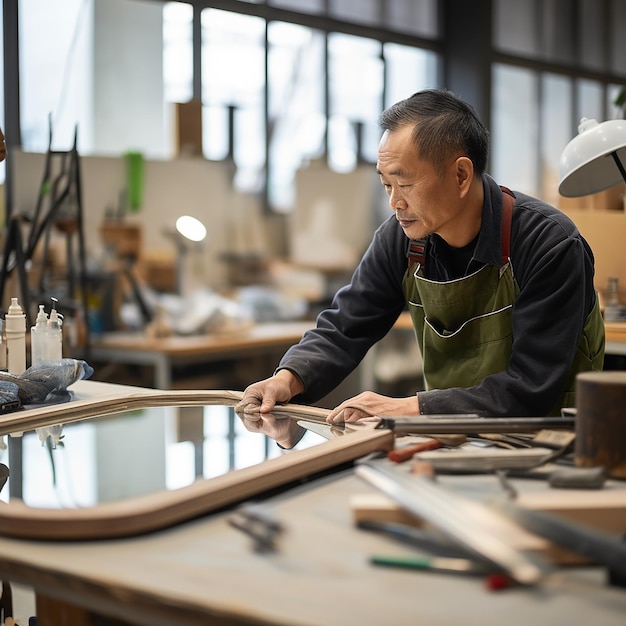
[422,305,513,389]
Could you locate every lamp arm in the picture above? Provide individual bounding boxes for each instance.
[610,151,626,184]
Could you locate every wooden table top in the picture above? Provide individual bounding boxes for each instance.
[90,321,314,356]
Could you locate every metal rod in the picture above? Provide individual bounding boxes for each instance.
[610,151,626,183]
[378,416,575,435]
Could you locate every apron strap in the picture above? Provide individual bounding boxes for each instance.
[407,185,516,268]
[406,238,426,267]
[500,186,515,265]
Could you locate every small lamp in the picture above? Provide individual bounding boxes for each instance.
[167,215,207,294]
[176,215,207,243]
[558,117,626,197]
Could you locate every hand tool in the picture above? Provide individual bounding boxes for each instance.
[388,438,442,462]
[388,434,467,463]
[355,459,549,585]
[370,554,496,575]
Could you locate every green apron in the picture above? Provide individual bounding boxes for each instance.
[401,198,605,416]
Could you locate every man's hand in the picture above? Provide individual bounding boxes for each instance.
[236,369,304,415]
[326,392,420,424]
[237,412,307,449]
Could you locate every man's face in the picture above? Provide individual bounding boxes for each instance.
[376,125,466,243]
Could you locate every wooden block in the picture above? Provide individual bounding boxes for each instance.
[100,221,142,260]
[350,489,626,566]
[174,100,203,157]
[515,488,626,534]
[350,493,423,527]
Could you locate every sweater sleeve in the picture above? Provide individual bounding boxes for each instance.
[417,205,597,417]
[278,217,409,404]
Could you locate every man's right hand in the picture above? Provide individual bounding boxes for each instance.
[235,369,304,415]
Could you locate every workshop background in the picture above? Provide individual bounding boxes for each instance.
[1,0,626,392]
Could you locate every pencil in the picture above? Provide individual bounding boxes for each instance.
[370,554,495,575]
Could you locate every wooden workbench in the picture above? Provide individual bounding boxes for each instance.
[0,381,623,625]
[0,469,624,626]
[86,320,314,389]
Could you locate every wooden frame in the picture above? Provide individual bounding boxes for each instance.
[0,388,393,541]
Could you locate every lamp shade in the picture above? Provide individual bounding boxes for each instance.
[558,117,626,197]
[175,215,207,243]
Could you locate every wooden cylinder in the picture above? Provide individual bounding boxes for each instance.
[576,371,626,478]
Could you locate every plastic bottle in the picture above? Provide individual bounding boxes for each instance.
[30,304,49,365]
[0,318,6,371]
[6,297,26,374]
[47,302,63,361]
[605,277,623,322]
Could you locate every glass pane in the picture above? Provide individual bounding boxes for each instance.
[610,0,626,76]
[493,0,539,57]
[3,402,329,508]
[608,84,625,120]
[540,0,575,64]
[267,22,325,211]
[540,73,572,205]
[576,79,604,124]
[491,64,539,195]
[163,2,193,103]
[579,0,607,71]
[201,9,266,193]
[328,33,383,171]
[384,42,439,107]
[19,0,92,153]
[203,105,230,161]
[330,0,381,27]
[384,0,439,38]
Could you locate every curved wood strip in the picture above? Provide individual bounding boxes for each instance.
[0,389,391,540]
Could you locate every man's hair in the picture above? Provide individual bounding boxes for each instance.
[378,89,489,175]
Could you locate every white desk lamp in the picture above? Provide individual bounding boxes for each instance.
[559,117,626,322]
[173,215,207,295]
[176,215,207,243]
[558,117,626,197]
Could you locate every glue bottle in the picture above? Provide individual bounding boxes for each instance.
[6,297,26,374]
[30,304,49,365]
[47,300,63,361]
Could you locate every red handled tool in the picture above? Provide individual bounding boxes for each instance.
[388,438,442,463]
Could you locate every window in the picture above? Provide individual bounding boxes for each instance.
[15,0,441,212]
[491,64,539,195]
[201,9,266,192]
[492,0,626,201]
[163,1,193,104]
[328,33,383,171]
[384,42,439,107]
[267,22,325,211]
[19,0,92,154]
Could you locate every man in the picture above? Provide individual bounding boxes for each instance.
[237,89,605,424]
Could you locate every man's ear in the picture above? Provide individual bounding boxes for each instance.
[455,156,474,197]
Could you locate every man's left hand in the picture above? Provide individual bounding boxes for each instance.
[326,392,420,424]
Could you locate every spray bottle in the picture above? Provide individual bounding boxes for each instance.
[47,298,63,361]
[6,297,26,374]
[31,304,49,365]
